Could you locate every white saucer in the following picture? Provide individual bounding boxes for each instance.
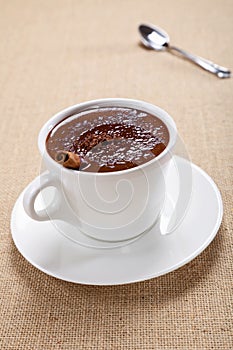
[11,157,223,285]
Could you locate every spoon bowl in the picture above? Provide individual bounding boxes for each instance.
[139,24,169,51]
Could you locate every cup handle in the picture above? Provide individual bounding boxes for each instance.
[160,156,193,235]
[23,172,60,221]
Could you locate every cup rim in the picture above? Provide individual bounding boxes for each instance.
[38,98,177,176]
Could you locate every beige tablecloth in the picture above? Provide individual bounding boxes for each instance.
[0,0,232,349]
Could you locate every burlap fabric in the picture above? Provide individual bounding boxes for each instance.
[0,0,232,349]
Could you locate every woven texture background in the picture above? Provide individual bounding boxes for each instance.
[0,0,232,349]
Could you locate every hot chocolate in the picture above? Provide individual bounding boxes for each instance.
[46,107,170,172]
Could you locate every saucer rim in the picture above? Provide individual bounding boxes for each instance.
[10,158,223,285]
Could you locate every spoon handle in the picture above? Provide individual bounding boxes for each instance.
[168,45,231,78]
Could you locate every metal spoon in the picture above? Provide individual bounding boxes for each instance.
[138,24,231,78]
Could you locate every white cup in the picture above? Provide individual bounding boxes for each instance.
[23,98,177,242]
